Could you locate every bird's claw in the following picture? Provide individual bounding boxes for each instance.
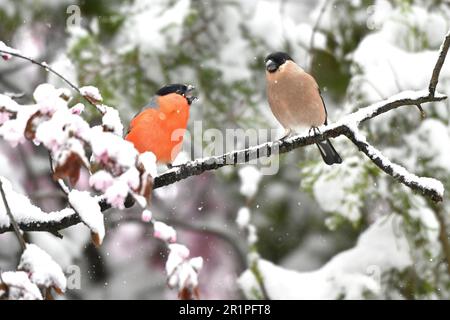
[309,126,321,136]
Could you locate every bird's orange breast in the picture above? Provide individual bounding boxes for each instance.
[125,93,190,163]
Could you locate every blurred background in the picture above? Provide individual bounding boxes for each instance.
[0,0,449,299]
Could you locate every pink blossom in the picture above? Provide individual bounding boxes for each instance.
[1,53,11,60]
[70,103,85,115]
[0,111,11,125]
[153,221,177,243]
[89,170,114,192]
[141,209,153,223]
[104,181,129,209]
[120,168,140,190]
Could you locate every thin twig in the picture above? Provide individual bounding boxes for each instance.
[430,202,450,276]
[429,30,450,96]
[48,152,70,196]
[0,49,104,114]
[0,179,26,251]
[309,0,332,71]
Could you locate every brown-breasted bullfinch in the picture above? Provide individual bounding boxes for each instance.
[264,52,342,165]
[125,84,196,164]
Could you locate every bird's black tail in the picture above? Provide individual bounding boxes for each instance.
[316,139,342,165]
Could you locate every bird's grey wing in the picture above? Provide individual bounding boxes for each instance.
[126,96,159,135]
[318,88,328,125]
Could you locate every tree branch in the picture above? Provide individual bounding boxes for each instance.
[429,30,450,96]
[0,49,104,114]
[343,125,443,202]
[0,179,27,251]
[0,30,449,235]
[153,90,446,193]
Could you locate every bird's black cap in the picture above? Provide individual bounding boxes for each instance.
[156,84,197,105]
[265,52,294,73]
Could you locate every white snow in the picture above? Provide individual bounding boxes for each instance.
[348,124,444,198]
[247,225,258,245]
[117,0,191,54]
[0,271,43,300]
[102,106,124,136]
[189,256,203,271]
[104,180,129,209]
[19,244,67,292]
[70,103,84,115]
[153,221,177,243]
[141,209,153,223]
[236,207,251,229]
[239,215,412,299]
[33,83,59,103]
[138,152,158,178]
[0,104,38,147]
[68,190,105,245]
[166,243,203,293]
[238,166,262,199]
[0,93,20,112]
[166,243,190,276]
[0,176,74,229]
[0,41,21,60]
[350,2,450,103]
[312,156,365,223]
[89,170,114,192]
[79,85,103,103]
[120,167,140,190]
[90,127,138,168]
[0,94,19,125]
[407,119,450,170]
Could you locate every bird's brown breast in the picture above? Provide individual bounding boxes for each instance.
[266,61,326,131]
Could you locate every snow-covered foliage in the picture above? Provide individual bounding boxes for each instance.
[0,271,43,300]
[0,40,201,298]
[238,166,263,200]
[0,176,74,229]
[18,244,66,294]
[68,190,105,246]
[1,243,65,300]
[239,215,412,299]
[166,244,203,300]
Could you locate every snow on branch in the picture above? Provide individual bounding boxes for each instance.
[0,243,66,300]
[0,177,75,235]
[343,125,444,202]
[153,90,446,199]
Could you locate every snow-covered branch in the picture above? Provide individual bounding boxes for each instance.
[153,90,446,199]
[343,125,444,202]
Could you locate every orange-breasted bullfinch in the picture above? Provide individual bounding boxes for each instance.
[125,84,197,164]
[264,52,342,165]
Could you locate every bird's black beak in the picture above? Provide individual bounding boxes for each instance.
[185,84,198,105]
[265,59,278,73]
